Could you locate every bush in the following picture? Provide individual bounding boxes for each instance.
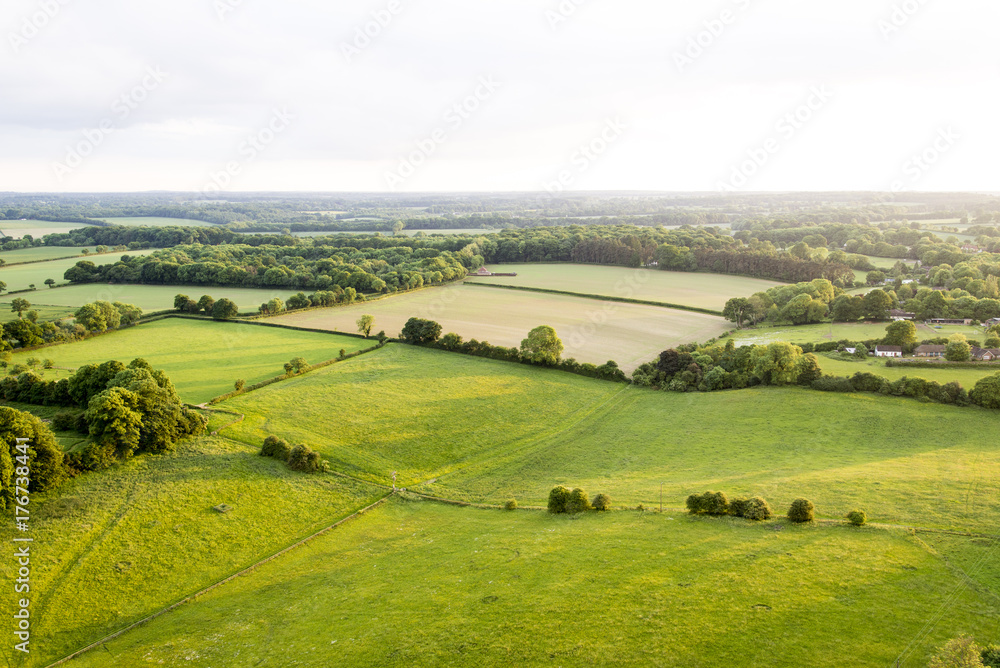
[846,510,867,526]
[43,358,54,369]
[982,645,1000,668]
[686,491,728,515]
[74,412,90,435]
[733,496,772,521]
[52,411,78,431]
[234,379,245,392]
[548,485,571,514]
[504,499,518,511]
[565,487,592,514]
[260,435,291,460]
[287,444,322,473]
[592,493,611,511]
[787,498,815,523]
[811,376,854,393]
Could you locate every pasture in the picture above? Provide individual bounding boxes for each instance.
[0,302,75,323]
[464,263,783,311]
[0,246,99,263]
[96,216,216,227]
[0,251,151,293]
[59,500,999,668]
[10,318,369,404]
[265,284,731,370]
[720,321,985,347]
[12,283,309,312]
[0,221,89,238]
[817,353,1000,387]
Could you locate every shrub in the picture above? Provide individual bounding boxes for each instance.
[737,497,772,521]
[811,376,854,393]
[592,493,611,511]
[687,491,728,515]
[260,435,291,460]
[234,379,246,392]
[504,499,518,511]
[982,645,1000,668]
[846,510,867,526]
[287,444,322,473]
[43,358,54,369]
[787,498,815,523]
[566,487,592,514]
[548,485,571,514]
[686,493,703,514]
[52,411,77,431]
[929,636,985,668]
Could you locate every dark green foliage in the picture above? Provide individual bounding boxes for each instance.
[287,444,322,473]
[846,510,867,526]
[52,411,78,431]
[548,485,571,514]
[811,376,854,393]
[211,298,239,320]
[787,498,815,523]
[401,317,442,345]
[504,499,518,511]
[981,645,1000,668]
[686,491,729,515]
[592,493,611,511]
[729,496,772,521]
[0,407,67,510]
[260,435,292,460]
[971,373,1000,409]
[565,487,592,514]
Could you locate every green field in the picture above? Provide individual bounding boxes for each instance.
[9,318,370,404]
[0,221,90,238]
[0,302,75,323]
[96,216,216,227]
[721,321,985,347]
[465,264,783,311]
[267,284,731,370]
[58,500,999,668]
[12,283,311,313]
[0,251,151,293]
[0,246,100,263]
[818,353,1000,387]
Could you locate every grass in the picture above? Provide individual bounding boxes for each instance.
[0,246,99,263]
[1,400,89,452]
[0,221,90,238]
[58,499,1000,668]
[0,435,384,668]
[720,321,987,347]
[817,353,1000,387]
[466,264,783,310]
[0,251,151,293]
[12,283,313,312]
[0,303,75,322]
[217,344,1000,531]
[10,318,370,404]
[96,216,216,227]
[266,284,731,370]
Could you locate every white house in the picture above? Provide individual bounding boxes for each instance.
[874,345,903,358]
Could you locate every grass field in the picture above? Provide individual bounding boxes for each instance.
[0,302,75,322]
[0,435,383,667]
[720,321,985,346]
[464,264,783,311]
[0,221,90,238]
[10,318,370,404]
[13,283,309,312]
[265,284,731,370]
[96,216,216,227]
[0,251,151,292]
[818,353,1000,387]
[58,500,999,668]
[0,246,100,263]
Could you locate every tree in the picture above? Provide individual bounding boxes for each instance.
[982,645,1000,668]
[945,340,972,362]
[797,353,823,386]
[174,294,193,312]
[357,314,375,338]
[846,510,866,526]
[211,298,239,320]
[592,493,611,511]
[854,343,869,359]
[0,280,6,294]
[520,325,564,365]
[928,636,985,668]
[565,487,592,514]
[197,295,216,314]
[44,278,55,288]
[289,357,309,374]
[984,336,1000,349]
[884,320,918,348]
[400,317,442,344]
[787,498,815,522]
[751,342,805,385]
[862,289,893,320]
[0,407,66,511]
[548,485,571,513]
[287,444,322,472]
[722,297,752,328]
[10,298,30,319]
[74,302,122,332]
[234,379,245,392]
[970,372,1000,409]
[865,270,887,286]
[84,386,144,468]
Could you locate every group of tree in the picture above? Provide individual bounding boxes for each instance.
[74,300,143,331]
[686,491,773,521]
[172,294,239,320]
[547,486,611,513]
[0,407,67,511]
[927,635,1000,668]
[259,435,326,473]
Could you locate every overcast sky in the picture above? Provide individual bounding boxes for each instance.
[0,0,996,193]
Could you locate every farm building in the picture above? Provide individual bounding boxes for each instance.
[971,347,1000,361]
[986,318,1000,328]
[889,309,916,321]
[927,318,973,326]
[913,345,946,358]
[874,345,903,358]
[469,267,518,277]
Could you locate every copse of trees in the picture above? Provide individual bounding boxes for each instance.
[1,407,66,509]
[548,485,607,514]
[400,317,443,344]
[74,300,143,332]
[688,491,773,521]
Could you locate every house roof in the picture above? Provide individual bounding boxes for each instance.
[889,309,915,317]
[914,345,946,353]
[971,347,1000,359]
[875,345,902,352]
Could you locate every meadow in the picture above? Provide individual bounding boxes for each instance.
[719,321,985,347]
[10,318,370,404]
[265,284,731,370]
[464,263,783,311]
[59,500,999,668]
[0,251,151,293]
[0,302,75,323]
[0,246,99,263]
[12,283,309,312]
[96,216,216,227]
[0,221,88,238]
[817,353,1000,387]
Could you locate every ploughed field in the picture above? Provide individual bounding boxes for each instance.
[264,283,731,371]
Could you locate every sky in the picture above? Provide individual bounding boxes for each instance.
[0,0,997,193]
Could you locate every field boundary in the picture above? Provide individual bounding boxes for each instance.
[462,282,725,316]
[42,492,395,668]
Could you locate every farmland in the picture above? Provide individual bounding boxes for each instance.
[96,216,216,227]
[0,221,89,238]
[265,284,731,370]
[817,353,1000,387]
[0,247,100,263]
[10,318,369,404]
[0,302,75,323]
[8,283,309,312]
[719,321,985,347]
[0,251,151,292]
[58,500,999,668]
[464,263,783,311]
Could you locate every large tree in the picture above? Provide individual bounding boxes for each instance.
[884,320,917,347]
[520,325,564,366]
[356,314,375,338]
[722,298,752,328]
[10,298,30,319]
[750,342,804,385]
[211,298,239,320]
[862,289,893,320]
[0,407,66,511]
